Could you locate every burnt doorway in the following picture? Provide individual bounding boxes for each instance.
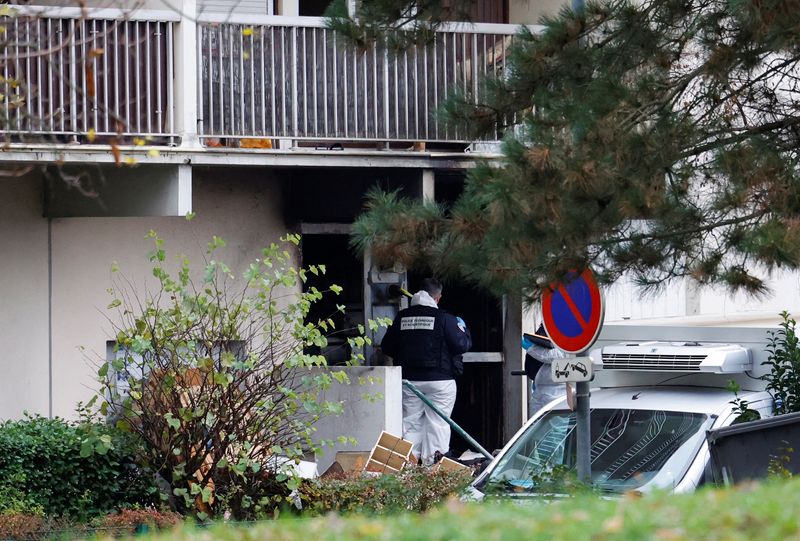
[405,272,505,457]
[301,232,364,364]
[441,281,504,456]
[428,172,506,456]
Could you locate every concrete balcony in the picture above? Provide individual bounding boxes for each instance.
[0,7,178,142]
[1,5,519,156]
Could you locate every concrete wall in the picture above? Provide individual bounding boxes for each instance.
[0,174,50,417]
[49,169,286,416]
[45,165,191,218]
[21,0,268,16]
[604,277,689,322]
[604,272,800,326]
[509,0,566,24]
[313,366,403,473]
[0,168,287,419]
[22,0,162,10]
[32,0,565,22]
[695,270,800,321]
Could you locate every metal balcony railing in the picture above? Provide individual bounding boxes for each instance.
[0,7,518,147]
[198,17,515,144]
[0,10,177,140]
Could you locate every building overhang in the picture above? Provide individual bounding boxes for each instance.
[0,144,502,171]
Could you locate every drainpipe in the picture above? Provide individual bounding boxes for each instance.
[48,218,53,418]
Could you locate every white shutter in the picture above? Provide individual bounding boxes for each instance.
[198,0,269,16]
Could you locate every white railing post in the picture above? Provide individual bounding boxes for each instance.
[292,26,298,140]
[175,0,201,147]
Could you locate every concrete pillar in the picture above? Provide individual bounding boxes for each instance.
[177,164,193,216]
[421,169,435,202]
[502,295,525,442]
[312,366,403,473]
[686,279,701,316]
[0,175,49,419]
[279,0,299,16]
[363,249,375,362]
[175,0,200,147]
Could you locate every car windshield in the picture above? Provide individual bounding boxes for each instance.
[480,408,712,494]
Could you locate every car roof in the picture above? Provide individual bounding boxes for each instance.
[547,385,771,415]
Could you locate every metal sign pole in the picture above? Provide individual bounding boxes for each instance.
[571,0,589,483]
[542,268,603,487]
[550,355,593,484]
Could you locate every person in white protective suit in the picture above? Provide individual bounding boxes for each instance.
[523,324,568,417]
[380,278,472,464]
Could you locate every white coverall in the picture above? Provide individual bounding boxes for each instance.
[402,379,457,464]
[387,290,469,464]
[526,343,568,417]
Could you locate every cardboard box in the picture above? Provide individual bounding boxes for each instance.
[363,431,415,474]
[435,456,471,473]
[334,451,371,473]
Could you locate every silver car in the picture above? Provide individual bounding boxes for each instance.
[469,386,773,498]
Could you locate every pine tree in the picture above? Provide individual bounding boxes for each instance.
[325,0,470,51]
[347,0,800,299]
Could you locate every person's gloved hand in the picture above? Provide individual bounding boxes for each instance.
[521,335,534,350]
[456,316,467,332]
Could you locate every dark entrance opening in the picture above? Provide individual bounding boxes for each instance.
[430,172,506,456]
[286,167,507,456]
[442,282,504,456]
[403,273,504,457]
[301,233,364,364]
[299,0,333,16]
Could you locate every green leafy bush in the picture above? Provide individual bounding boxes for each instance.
[0,414,158,519]
[763,311,800,414]
[767,441,795,480]
[298,468,473,515]
[726,380,761,424]
[122,478,800,541]
[0,472,44,516]
[97,232,384,519]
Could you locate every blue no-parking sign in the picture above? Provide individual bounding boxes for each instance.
[542,268,605,354]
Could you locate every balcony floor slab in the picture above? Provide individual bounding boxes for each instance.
[0,144,501,171]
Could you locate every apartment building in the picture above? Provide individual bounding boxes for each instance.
[4,0,798,456]
[0,0,578,453]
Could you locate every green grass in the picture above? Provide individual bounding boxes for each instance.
[129,478,800,541]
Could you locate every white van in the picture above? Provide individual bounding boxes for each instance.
[469,338,774,498]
